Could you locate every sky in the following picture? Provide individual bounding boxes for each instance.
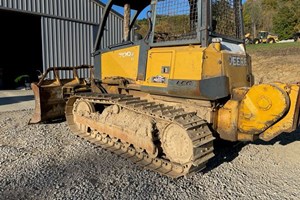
[99,0,149,19]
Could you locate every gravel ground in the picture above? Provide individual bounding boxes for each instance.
[1,46,300,199]
[0,108,299,200]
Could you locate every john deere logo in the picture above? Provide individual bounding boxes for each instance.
[229,56,247,66]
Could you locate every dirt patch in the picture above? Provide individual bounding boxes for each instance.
[248,43,300,84]
[251,54,300,84]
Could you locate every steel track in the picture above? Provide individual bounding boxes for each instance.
[65,93,215,178]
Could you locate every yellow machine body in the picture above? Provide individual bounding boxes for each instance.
[101,43,252,98]
[101,46,140,81]
[100,42,300,142]
[29,0,300,178]
[217,83,300,141]
[143,46,204,87]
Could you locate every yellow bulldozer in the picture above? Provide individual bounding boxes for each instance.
[253,31,279,44]
[29,0,300,178]
[244,31,279,45]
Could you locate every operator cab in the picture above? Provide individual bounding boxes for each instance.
[94,0,244,51]
[93,0,249,99]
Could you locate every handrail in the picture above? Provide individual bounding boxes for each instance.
[37,65,93,86]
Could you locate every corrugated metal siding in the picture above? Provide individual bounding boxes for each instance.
[0,0,125,79]
[101,12,124,49]
[41,17,94,79]
[0,0,102,24]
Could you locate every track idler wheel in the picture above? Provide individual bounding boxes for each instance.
[161,124,194,164]
[73,99,95,132]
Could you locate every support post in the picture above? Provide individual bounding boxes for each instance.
[124,3,131,41]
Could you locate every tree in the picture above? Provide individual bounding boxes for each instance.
[273,0,300,39]
[243,0,263,37]
[260,0,277,31]
[291,0,300,32]
[243,2,254,34]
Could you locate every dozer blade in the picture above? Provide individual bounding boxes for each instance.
[29,65,93,124]
[29,82,66,124]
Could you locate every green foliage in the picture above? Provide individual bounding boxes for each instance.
[14,75,30,83]
[136,1,240,39]
[135,18,148,37]
[262,0,278,10]
[212,0,236,36]
[243,0,300,39]
[246,40,300,57]
[273,5,296,39]
[135,15,191,37]
[243,5,252,34]
[136,0,300,40]
[291,0,300,32]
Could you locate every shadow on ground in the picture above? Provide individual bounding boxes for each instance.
[204,127,300,173]
[254,128,300,146]
[0,95,34,106]
[204,140,247,173]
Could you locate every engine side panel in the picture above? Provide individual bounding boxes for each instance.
[99,42,252,100]
[101,45,140,81]
[140,44,251,100]
[143,45,204,87]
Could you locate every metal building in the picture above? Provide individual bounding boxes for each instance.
[0,0,124,89]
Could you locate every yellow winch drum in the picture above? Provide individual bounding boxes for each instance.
[238,83,290,134]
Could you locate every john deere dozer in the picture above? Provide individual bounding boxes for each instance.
[30,0,300,178]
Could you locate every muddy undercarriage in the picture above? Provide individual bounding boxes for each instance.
[66,93,215,178]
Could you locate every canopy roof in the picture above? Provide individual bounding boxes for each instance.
[112,0,151,11]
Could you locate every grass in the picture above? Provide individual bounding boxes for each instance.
[246,42,300,56]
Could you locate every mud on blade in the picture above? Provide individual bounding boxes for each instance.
[29,66,92,124]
